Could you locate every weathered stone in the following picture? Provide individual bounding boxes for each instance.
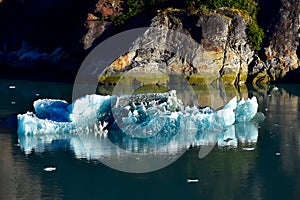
[81,0,125,50]
[192,15,230,79]
[221,14,254,85]
[260,0,300,82]
[82,20,112,50]
[171,12,253,84]
[99,11,254,85]
[197,15,230,51]
[105,51,136,72]
[95,0,124,18]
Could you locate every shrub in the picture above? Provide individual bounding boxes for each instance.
[111,0,168,25]
[247,21,265,51]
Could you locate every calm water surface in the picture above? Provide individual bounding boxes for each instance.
[1,79,300,200]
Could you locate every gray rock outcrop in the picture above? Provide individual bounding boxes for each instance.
[99,10,254,86]
[81,0,124,50]
[249,0,300,83]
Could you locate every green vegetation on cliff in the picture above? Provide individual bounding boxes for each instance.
[108,0,264,51]
[247,21,265,51]
[108,0,168,25]
[187,0,258,16]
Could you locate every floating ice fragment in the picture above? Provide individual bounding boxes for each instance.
[276,152,281,156]
[17,90,262,157]
[187,179,199,183]
[17,91,259,137]
[272,87,279,91]
[9,85,16,89]
[242,147,255,151]
[43,167,56,172]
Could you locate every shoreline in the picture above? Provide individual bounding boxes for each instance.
[1,63,300,85]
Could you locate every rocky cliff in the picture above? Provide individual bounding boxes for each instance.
[99,9,254,86]
[0,0,299,84]
[248,0,300,84]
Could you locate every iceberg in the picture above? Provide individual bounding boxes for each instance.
[17,90,261,156]
[17,90,258,135]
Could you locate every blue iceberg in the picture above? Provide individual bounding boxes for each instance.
[17,90,260,155]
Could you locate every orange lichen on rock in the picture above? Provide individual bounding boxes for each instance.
[110,52,135,71]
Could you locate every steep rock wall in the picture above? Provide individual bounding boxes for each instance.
[100,11,254,85]
[249,0,300,83]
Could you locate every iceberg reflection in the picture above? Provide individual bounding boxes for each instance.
[17,120,259,158]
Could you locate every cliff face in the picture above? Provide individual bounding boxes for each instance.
[266,0,300,78]
[0,0,299,84]
[249,0,300,84]
[81,0,124,50]
[100,10,254,85]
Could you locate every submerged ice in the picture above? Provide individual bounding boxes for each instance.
[17,90,261,157]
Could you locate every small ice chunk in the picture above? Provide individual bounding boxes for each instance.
[43,167,56,172]
[187,179,199,183]
[272,87,279,91]
[242,147,255,151]
[276,152,281,156]
[9,85,16,89]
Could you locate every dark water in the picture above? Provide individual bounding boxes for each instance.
[1,79,300,200]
